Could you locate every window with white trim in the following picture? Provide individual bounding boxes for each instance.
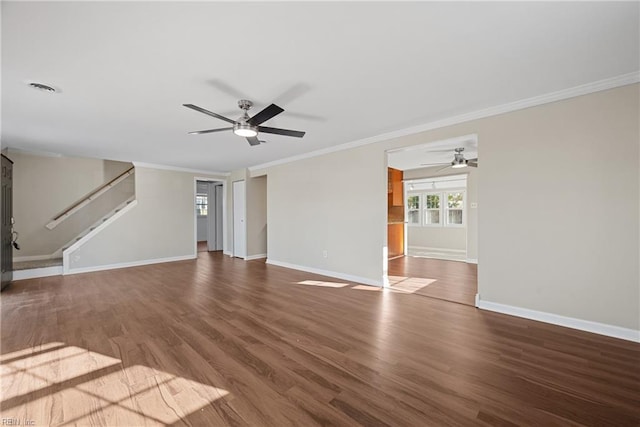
[446,192,464,226]
[406,190,465,227]
[196,194,208,216]
[424,193,441,225]
[407,195,421,225]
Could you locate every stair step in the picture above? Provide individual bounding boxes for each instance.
[13,258,63,270]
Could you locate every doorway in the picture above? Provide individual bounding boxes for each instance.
[384,135,479,306]
[195,179,224,254]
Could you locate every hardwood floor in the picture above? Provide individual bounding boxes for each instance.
[1,252,639,426]
[388,256,477,306]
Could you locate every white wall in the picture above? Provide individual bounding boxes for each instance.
[10,151,133,257]
[407,225,466,252]
[69,167,226,270]
[259,84,639,331]
[266,147,385,285]
[196,216,207,242]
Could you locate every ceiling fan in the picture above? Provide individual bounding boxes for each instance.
[183,99,306,146]
[421,147,478,170]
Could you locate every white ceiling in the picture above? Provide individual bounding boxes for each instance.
[2,2,638,173]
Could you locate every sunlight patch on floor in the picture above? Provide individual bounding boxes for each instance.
[297,280,349,288]
[0,343,230,426]
[388,276,437,293]
[0,342,66,363]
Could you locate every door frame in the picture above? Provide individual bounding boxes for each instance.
[193,177,227,256]
[383,133,478,290]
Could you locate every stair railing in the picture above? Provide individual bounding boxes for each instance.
[46,166,135,230]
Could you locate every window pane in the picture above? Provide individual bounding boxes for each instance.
[426,210,440,224]
[196,194,208,216]
[447,192,463,209]
[448,209,463,224]
[426,194,440,209]
[407,195,420,210]
[408,210,420,224]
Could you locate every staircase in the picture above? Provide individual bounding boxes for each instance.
[13,166,136,280]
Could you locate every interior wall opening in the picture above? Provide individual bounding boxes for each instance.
[195,179,224,255]
[385,135,478,306]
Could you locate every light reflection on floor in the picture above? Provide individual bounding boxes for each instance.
[0,343,229,425]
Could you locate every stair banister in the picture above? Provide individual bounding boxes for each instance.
[46,166,134,230]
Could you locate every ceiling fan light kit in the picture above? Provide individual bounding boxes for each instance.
[233,124,258,137]
[183,98,306,146]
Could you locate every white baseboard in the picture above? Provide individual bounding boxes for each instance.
[65,254,196,275]
[223,250,232,257]
[266,259,383,287]
[13,254,57,262]
[476,297,640,343]
[13,266,63,281]
[466,258,478,264]
[408,246,466,254]
[245,253,267,261]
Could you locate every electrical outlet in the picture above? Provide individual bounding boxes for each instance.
[322,250,328,258]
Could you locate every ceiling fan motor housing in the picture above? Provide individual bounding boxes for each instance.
[238,99,253,111]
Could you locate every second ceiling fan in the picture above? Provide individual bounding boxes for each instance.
[183,99,306,146]
[421,147,478,170]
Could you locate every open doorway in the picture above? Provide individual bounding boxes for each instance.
[195,179,224,254]
[385,135,478,306]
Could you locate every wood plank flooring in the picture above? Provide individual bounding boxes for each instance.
[388,256,477,306]
[1,252,639,426]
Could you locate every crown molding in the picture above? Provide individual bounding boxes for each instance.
[132,161,230,177]
[248,71,639,172]
[6,147,64,158]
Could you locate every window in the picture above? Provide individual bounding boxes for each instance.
[406,190,465,227]
[196,195,208,216]
[424,193,441,225]
[407,195,420,225]
[446,192,464,225]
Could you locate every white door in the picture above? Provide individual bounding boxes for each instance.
[206,182,217,251]
[215,185,224,250]
[232,180,246,258]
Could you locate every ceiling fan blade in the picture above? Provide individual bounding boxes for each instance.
[258,126,305,138]
[467,159,478,167]
[248,104,284,126]
[188,127,233,135]
[183,104,236,124]
[246,136,261,146]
